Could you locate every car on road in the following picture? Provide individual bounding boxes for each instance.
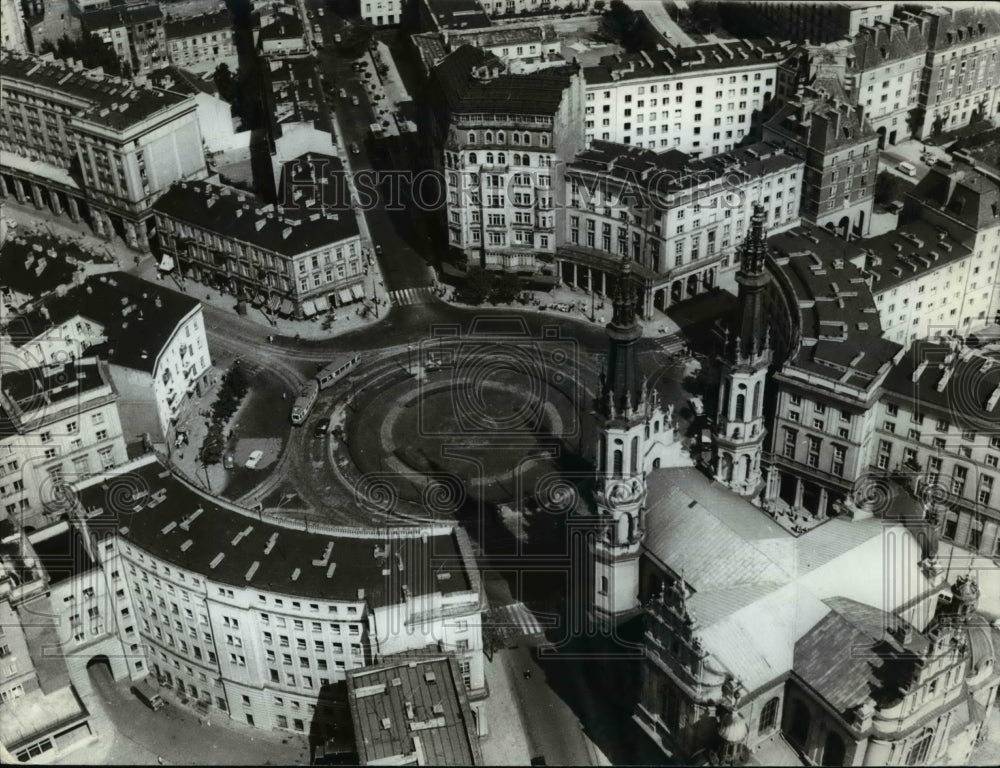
[131,681,166,711]
[350,142,359,154]
[313,418,331,438]
[375,244,382,255]
[223,453,234,469]
[339,87,347,98]
[897,160,917,177]
[352,95,359,106]
[886,200,905,214]
[688,396,705,416]
[334,33,341,43]
[244,449,264,469]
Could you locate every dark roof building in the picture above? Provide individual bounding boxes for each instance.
[347,654,483,765]
[419,0,492,32]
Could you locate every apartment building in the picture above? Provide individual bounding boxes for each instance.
[361,0,403,27]
[561,141,802,318]
[62,455,485,735]
[0,52,208,252]
[153,176,366,318]
[0,0,28,55]
[82,4,168,74]
[908,5,1000,139]
[583,39,790,155]
[418,0,492,32]
[763,89,878,239]
[165,10,237,74]
[873,340,1000,559]
[427,45,584,278]
[6,272,211,450]
[759,224,904,519]
[0,358,127,531]
[720,1,894,45]
[907,154,1000,329]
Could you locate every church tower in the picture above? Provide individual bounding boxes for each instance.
[713,203,772,497]
[591,257,673,624]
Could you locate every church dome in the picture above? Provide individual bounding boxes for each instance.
[718,708,749,744]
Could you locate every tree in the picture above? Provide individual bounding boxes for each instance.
[213,63,239,104]
[455,267,494,306]
[874,170,906,206]
[490,272,521,305]
[199,423,225,466]
[40,31,126,77]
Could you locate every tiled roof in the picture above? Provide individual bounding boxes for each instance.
[152,179,360,258]
[0,52,192,132]
[849,16,928,70]
[10,271,200,374]
[348,654,483,765]
[584,38,791,86]
[916,5,1000,53]
[910,156,1000,233]
[794,597,926,716]
[73,456,475,607]
[432,44,574,117]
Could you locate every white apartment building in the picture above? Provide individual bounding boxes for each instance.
[583,40,790,156]
[873,340,1000,559]
[560,141,803,317]
[0,358,127,531]
[430,47,584,278]
[63,455,486,735]
[165,10,237,74]
[7,272,212,449]
[361,0,402,26]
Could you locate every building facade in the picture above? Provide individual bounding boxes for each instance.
[361,0,403,27]
[0,52,208,251]
[64,455,486,736]
[153,176,367,318]
[0,0,28,55]
[583,40,789,155]
[0,358,127,531]
[165,10,237,74]
[720,1,894,45]
[763,90,878,239]
[428,45,584,279]
[82,4,168,74]
[560,140,802,318]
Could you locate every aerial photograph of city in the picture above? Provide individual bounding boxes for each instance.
[1,0,999,764]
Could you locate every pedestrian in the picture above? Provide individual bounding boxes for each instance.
[282,392,287,400]
[523,669,531,680]
[157,757,164,765]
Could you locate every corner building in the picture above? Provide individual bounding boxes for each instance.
[68,456,486,736]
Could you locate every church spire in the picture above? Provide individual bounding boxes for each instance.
[600,257,644,420]
[727,203,771,363]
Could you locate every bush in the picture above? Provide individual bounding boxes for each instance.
[199,423,225,466]
[455,267,494,305]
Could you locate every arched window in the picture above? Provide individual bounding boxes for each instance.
[486,152,494,164]
[613,450,623,476]
[822,731,846,767]
[630,436,638,473]
[468,132,476,144]
[735,393,746,421]
[512,133,520,144]
[645,425,650,440]
[654,421,660,433]
[906,730,933,766]
[758,697,779,734]
[468,152,477,164]
[497,131,505,143]
[523,132,531,144]
[752,381,761,417]
[498,153,506,165]
[485,131,493,143]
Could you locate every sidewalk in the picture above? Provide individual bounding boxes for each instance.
[440,280,682,339]
[475,650,534,766]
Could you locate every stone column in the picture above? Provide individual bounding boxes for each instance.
[67,197,81,223]
[817,487,829,519]
[794,478,804,511]
[30,182,44,209]
[13,178,27,204]
[601,271,607,295]
[50,191,63,216]
[0,175,7,199]
[572,262,578,286]
[125,220,140,249]
[92,209,107,237]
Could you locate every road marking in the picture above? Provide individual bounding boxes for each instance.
[388,287,436,306]
[491,602,552,638]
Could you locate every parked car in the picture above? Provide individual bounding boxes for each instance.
[339,87,347,98]
[350,142,359,154]
[688,396,705,416]
[223,452,234,469]
[897,161,917,177]
[131,681,166,711]
[334,33,341,43]
[313,418,331,438]
[245,449,264,469]
[374,244,382,255]
[351,95,359,106]
[886,200,905,214]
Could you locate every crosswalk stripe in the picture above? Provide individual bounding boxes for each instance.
[492,602,552,637]
[389,287,437,306]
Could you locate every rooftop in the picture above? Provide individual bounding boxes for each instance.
[910,154,1000,233]
[0,357,113,438]
[767,224,902,390]
[584,38,791,87]
[0,233,82,300]
[164,8,233,39]
[849,15,928,71]
[82,3,163,29]
[9,271,201,374]
[30,525,98,587]
[153,179,360,257]
[853,218,973,294]
[423,0,492,31]
[765,90,876,151]
[567,140,800,201]
[72,456,475,608]
[348,654,483,765]
[0,52,192,133]
[910,5,1000,54]
[881,340,1000,428]
[433,44,575,117]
